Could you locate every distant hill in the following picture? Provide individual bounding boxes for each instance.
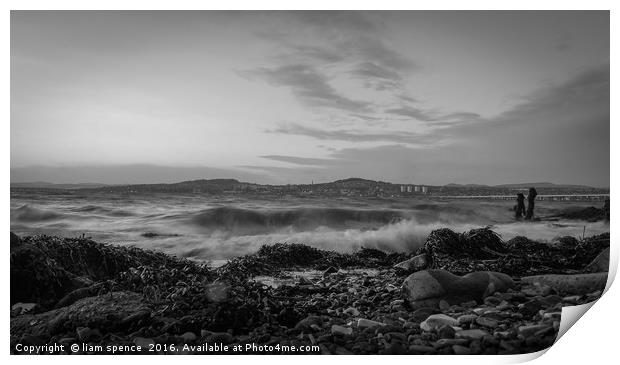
[10,178,607,196]
[10,182,110,189]
[445,183,490,188]
[493,182,594,189]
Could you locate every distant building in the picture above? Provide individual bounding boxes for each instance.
[407,185,413,193]
[422,186,428,194]
[400,185,406,193]
[414,185,420,192]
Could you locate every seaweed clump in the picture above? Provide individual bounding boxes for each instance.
[217,242,409,279]
[416,227,610,277]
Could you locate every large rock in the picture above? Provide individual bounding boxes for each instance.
[521,273,608,295]
[585,248,610,273]
[10,291,149,339]
[393,254,428,274]
[402,269,514,306]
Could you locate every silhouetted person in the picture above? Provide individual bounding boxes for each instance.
[525,187,538,220]
[515,193,526,219]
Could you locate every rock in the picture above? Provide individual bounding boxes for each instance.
[323,266,338,276]
[343,307,360,316]
[298,276,313,285]
[331,324,353,336]
[119,309,151,329]
[181,332,197,342]
[357,318,385,329]
[56,283,106,308]
[475,316,499,328]
[521,283,553,297]
[295,316,323,331]
[58,337,76,345]
[408,345,436,354]
[434,338,469,348]
[76,327,100,342]
[10,232,21,248]
[10,291,148,338]
[437,324,456,339]
[521,273,607,295]
[133,337,155,349]
[393,254,428,274]
[457,314,477,325]
[585,248,610,273]
[411,307,440,322]
[438,300,450,311]
[455,329,489,340]
[452,344,471,355]
[402,269,514,305]
[518,324,552,338]
[420,314,459,332]
[11,302,38,315]
[206,332,233,344]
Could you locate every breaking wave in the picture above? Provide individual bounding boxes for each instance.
[11,205,65,222]
[189,206,408,234]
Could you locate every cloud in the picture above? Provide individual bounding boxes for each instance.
[350,61,403,91]
[245,11,419,115]
[260,155,339,166]
[385,106,438,122]
[268,123,439,145]
[241,64,371,113]
[286,45,345,63]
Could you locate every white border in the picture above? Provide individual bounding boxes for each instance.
[3,2,616,365]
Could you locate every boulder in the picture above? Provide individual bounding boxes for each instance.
[393,254,428,274]
[402,269,514,305]
[585,248,610,273]
[521,273,608,295]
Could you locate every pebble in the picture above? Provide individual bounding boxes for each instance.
[420,314,459,332]
[76,327,100,342]
[331,324,353,336]
[438,300,450,311]
[181,332,197,342]
[357,318,385,329]
[344,307,360,316]
[455,329,489,340]
[408,345,436,354]
[434,338,469,348]
[518,324,552,338]
[133,337,155,348]
[452,344,471,355]
[475,316,499,328]
[437,325,456,339]
[457,314,478,325]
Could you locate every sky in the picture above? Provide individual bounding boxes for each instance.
[10,11,610,187]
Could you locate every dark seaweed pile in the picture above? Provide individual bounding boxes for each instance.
[217,242,410,279]
[415,227,609,277]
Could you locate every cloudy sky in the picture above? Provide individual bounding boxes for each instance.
[11,11,609,186]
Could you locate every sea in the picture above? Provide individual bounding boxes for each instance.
[10,189,609,262]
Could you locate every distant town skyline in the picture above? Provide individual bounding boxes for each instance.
[11,11,610,187]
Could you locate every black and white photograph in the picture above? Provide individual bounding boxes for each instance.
[9,9,611,356]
